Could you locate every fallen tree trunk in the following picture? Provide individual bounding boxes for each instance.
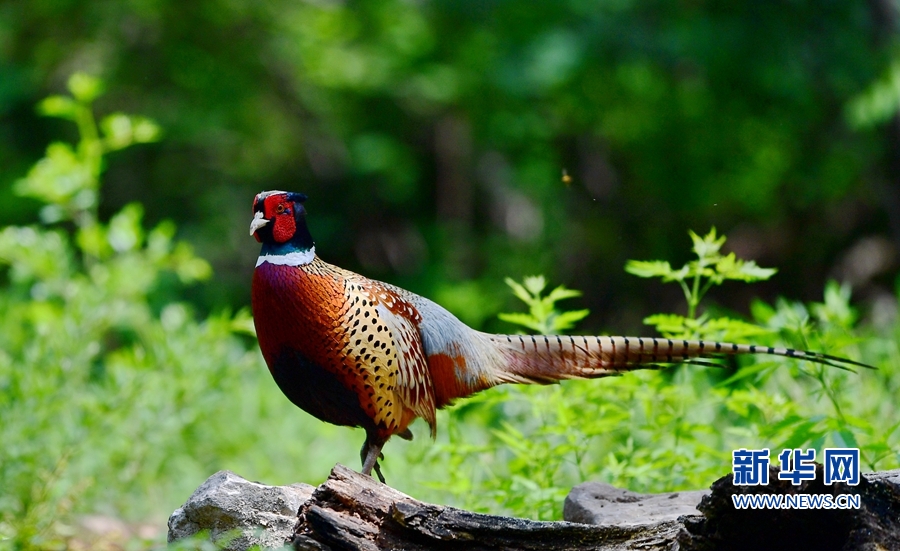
[168,465,900,551]
[293,464,689,551]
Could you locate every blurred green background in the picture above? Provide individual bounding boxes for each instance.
[3,1,900,549]
[3,0,899,326]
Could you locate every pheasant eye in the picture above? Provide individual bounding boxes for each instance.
[275,204,286,214]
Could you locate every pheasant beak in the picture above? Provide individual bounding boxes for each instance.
[249,211,270,236]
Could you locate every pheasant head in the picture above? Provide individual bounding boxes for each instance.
[250,190,315,266]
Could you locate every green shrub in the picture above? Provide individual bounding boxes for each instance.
[0,75,351,550]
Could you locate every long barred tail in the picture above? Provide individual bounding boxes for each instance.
[489,334,874,385]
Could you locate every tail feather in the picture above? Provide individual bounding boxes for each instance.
[489,334,874,385]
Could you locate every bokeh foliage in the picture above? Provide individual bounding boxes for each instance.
[1,0,897,324]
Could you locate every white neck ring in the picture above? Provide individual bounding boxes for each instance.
[256,247,316,267]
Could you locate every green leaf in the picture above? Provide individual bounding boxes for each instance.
[231,309,257,337]
[101,113,162,151]
[545,285,582,303]
[38,96,79,120]
[14,142,96,208]
[76,223,110,258]
[717,361,778,386]
[689,228,725,260]
[702,317,773,341]
[714,253,776,282]
[501,275,589,335]
[522,275,547,296]
[147,220,177,259]
[67,73,103,103]
[643,313,689,335]
[846,61,900,129]
[750,299,776,324]
[778,419,826,450]
[107,203,145,253]
[504,277,535,306]
[498,312,542,333]
[811,280,855,328]
[492,422,528,452]
[552,309,589,331]
[833,430,860,449]
[170,242,213,282]
[625,260,675,279]
[0,226,74,282]
[734,260,777,281]
[684,264,717,284]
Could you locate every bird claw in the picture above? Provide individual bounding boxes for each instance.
[360,435,387,483]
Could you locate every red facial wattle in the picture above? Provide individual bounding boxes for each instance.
[272,212,295,243]
[259,194,296,243]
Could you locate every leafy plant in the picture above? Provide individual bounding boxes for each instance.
[497,275,589,334]
[751,282,897,470]
[623,229,895,471]
[625,228,775,341]
[0,75,351,550]
[17,74,160,231]
[0,74,193,550]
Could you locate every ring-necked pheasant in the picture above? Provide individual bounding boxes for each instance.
[250,190,873,482]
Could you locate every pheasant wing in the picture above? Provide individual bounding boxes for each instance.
[342,279,437,438]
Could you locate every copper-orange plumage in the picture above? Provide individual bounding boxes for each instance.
[249,191,873,482]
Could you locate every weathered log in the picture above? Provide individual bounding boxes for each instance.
[168,465,900,551]
[293,464,689,551]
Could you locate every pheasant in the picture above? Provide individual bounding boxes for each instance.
[250,190,873,482]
